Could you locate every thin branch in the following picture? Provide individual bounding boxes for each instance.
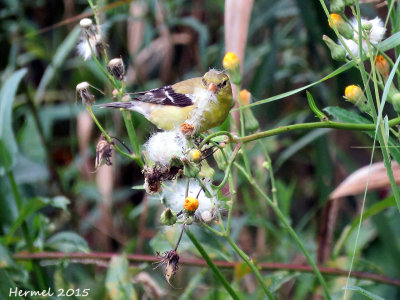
[13,252,400,287]
[234,117,400,144]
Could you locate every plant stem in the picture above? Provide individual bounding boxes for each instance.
[225,234,275,300]
[235,117,400,144]
[185,229,241,300]
[235,163,332,300]
[14,252,400,287]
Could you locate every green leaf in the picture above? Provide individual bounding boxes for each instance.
[46,231,89,253]
[106,255,137,300]
[306,91,328,121]
[380,32,400,52]
[5,196,70,242]
[0,68,27,175]
[35,27,80,104]
[343,285,385,300]
[324,106,400,164]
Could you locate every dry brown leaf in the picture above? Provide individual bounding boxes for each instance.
[329,161,400,199]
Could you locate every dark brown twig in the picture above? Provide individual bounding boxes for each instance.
[13,252,400,287]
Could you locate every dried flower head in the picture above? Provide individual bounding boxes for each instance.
[107,58,125,81]
[76,82,95,105]
[95,134,114,169]
[181,122,194,136]
[79,18,96,37]
[154,250,180,284]
[143,164,183,194]
[77,19,106,61]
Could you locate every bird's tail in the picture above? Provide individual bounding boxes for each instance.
[97,102,135,109]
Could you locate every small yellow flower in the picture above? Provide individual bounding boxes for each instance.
[344,85,363,103]
[184,196,199,212]
[328,14,343,28]
[239,89,251,106]
[375,55,390,78]
[189,149,202,162]
[223,52,239,70]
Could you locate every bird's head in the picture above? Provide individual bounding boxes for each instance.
[202,70,232,98]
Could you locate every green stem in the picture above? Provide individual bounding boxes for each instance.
[86,105,138,162]
[7,172,46,290]
[200,131,235,148]
[235,117,400,144]
[225,234,275,300]
[235,163,332,300]
[185,229,241,300]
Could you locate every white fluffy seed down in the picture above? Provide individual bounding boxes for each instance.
[145,131,187,165]
[77,34,103,61]
[162,179,221,221]
[340,17,386,57]
[185,88,218,132]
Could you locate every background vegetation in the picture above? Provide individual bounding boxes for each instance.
[1,0,400,299]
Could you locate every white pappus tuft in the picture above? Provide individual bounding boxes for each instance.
[185,88,217,131]
[162,179,222,221]
[340,17,386,58]
[145,130,187,165]
[77,33,103,61]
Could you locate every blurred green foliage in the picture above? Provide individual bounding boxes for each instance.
[1,0,400,299]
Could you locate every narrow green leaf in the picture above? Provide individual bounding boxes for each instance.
[344,285,385,300]
[380,32,400,52]
[0,269,24,300]
[0,68,27,175]
[333,196,395,258]
[306,91,328,121]
[35,27,80,104]
[276,128,331,167]
[235,62,355,110]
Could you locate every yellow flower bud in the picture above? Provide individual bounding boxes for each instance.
[375,55,390,78]
[239,89,251,106]
[344,85,370,114]
[189,149,202,162]
[223,52,241,85]
[344,85,362,103]
[184,197,199,212]
[328,14,353,39]
[223,52,239,70]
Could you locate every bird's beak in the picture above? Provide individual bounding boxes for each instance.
[208,83,217,93]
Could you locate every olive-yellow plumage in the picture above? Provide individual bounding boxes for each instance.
[101,70,233,133]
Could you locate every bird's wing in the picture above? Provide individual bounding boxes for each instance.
[129,86,193,107]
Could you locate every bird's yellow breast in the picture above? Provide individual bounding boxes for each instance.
[148,104,195,131]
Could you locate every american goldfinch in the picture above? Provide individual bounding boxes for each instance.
[100,69,233,133]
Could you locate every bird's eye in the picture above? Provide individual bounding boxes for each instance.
[202,78,207,86]
[218,79,227,89]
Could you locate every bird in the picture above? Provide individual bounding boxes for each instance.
[99,69,233,134]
